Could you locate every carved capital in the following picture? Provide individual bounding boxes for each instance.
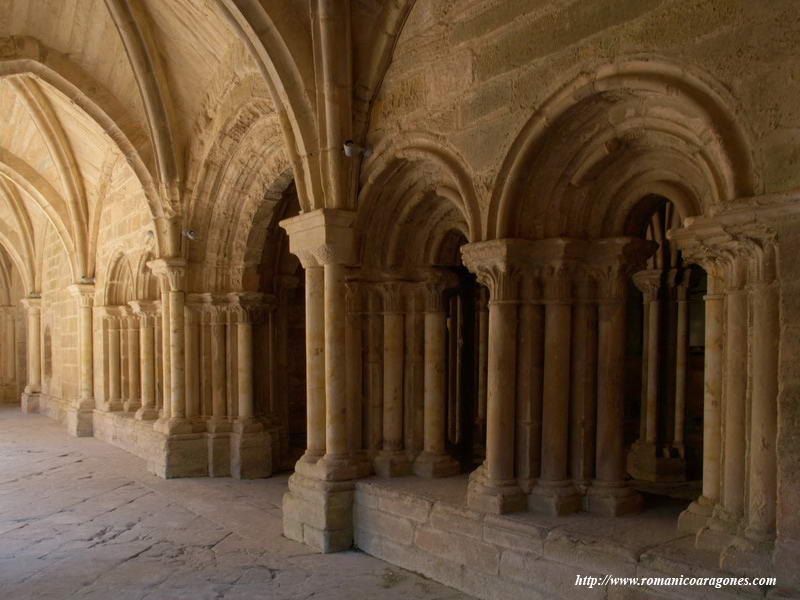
[345,281,363,314]
[68,283,95,308]
[147,258,187,292]
[280,209,357,268]
[227,292,266,325]
[20,296,41,315]
[632,269,662,300]
[379,281,405,314]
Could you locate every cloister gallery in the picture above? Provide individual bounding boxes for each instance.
[0,1,798,599]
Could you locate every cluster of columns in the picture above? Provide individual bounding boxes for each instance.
[627,268,691,481]
[671,219,780,574]
[0,305,19,404]
[460,238,654,516]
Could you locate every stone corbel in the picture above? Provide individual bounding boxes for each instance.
[20,296,41,315]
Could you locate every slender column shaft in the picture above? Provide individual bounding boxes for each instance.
[722,287,748,517]
[345,284,363,453]
[366,292,383,453]
[169,290,185,419]
[702,279,724,503]
[423,309,447,455]
[26,306,41,392]
[160,285,171,418]
[185,308,200,419]
[570,285,597,485]
[78,302,93,402]
[305,266,325,458]
[127,316,140,409]
[645,297,660,443]
[237,316,253,420]
[541,300,571,482]
[382,301,404,453]
[211,308,227,420]
[746,281,778,540]
[674,293,689,449]
[108,318,121,409]
[323,264,347,457]
[139,316,156,416]
[596,295,627,483]
[486,297,518,483]
[477,292,489,432]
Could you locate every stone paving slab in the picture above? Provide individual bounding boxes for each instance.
[0,407,472,600]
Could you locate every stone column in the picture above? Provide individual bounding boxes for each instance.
[345,282,364,456]
[106,313,123,412]
[67,284,95,436]
[365,287,383,455]
[476,287,489,451]
[184,298,202,424]
[20,296,41,412]
[700,258,749,549]
[724,248,779,573]
[414,280,459,477]
[302,265,326,463]
[530,266,581,516]
[679,271,725,533]
[588,238,650,516]
[124,310,141,413]
[148,258,190,434]
[230,292,269,479]
[207,298,231,477]
[280,209,363,553]
[516,274,544,493]
[673,281,689,457]
[131,301,158,421]
[569,275,596,493]
[462,240,527,514]
[374,281,411,476]
[158,277,171,419]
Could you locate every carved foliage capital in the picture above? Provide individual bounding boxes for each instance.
[68,284,96,308]
[147,258,187,292]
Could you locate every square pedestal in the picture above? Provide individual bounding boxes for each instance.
[150,432,208,478]
[466,466,527,514]
[528,481,581,516]
[412,452,460,478]
[586,482,642,516]
[21,392,39,413]
[373,450,412,477]
[282,473,356,553]
[230,424,270,480]
[66,406,93,437]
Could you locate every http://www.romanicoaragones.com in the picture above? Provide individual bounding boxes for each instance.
[575,574,777,590]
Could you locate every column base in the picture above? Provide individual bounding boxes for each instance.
[65,406,94,437]
[586,481,642,517]
[207,420,232,477]
[677,495,715,534]
[149,431,208,478]
[626,440,686,482]
[373,450,412,477]
[21,392,39,413]
[774,538,800,589]
[466,465,527,514]
[529,480,581,516]
[720,532,775,578]
[230,421,271,480]
[135,406,159,421]
[123,400,141,414]
[104,399,124,412]
[153,417,193,435]
[282,472,355,553]
[412,451,460,478]
[696,506,740,551]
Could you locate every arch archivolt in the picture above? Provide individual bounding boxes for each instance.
[489,56,759,240]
